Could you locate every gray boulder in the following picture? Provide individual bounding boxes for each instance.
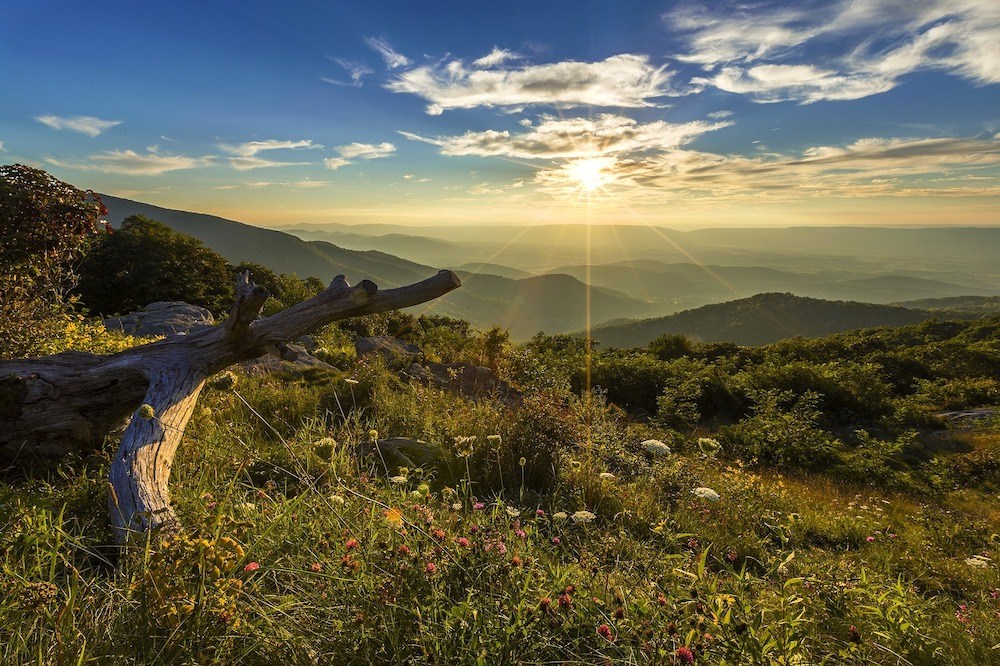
[404,361,521,403]
[104,301,214,337]
[355,336,423,366]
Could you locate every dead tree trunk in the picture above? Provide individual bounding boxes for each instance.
[1,270,461,541]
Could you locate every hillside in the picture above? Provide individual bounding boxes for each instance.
[894,295,1000,314]
[587,292,958,347]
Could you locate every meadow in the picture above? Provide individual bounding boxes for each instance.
[3,312,1000,665]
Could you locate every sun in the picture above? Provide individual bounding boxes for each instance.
[565,156,616,192]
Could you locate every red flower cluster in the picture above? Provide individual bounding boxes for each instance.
[675,646,695,664]
[597,624,613,641]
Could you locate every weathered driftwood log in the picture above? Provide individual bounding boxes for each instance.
[0,270,461,541]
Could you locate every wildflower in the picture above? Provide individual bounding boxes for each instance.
[425,562,437,574]
[866,535,875,543]
[345,538,359,550]
[456,537,470,547]
[558,593,572,610]
[243,562,260,572]
[641,439,671,457]
[966,555,991,568]
[552,537,561,545]
[344,378,359,385]
[675,646,695,664]
[657,593,667,606]
[697,437,721,457]
[496,542,508,555]
[473,502,485,511]
[552,511,568,521]
[599,472,616,481]
[389,475,408,485]
[368,428,379,441]
[330,495,346,506]
[848,625,861,643]
[432,528,446,540]
[536,509,546,517]
[691,487,720,502]
[417,483,431,495]
[398,545,411,555]
[511,556,523,568]
[384,508,403,528]
[451,502,462,510]
[515,529,527,539]
[314,436,337,449]
[519,456,527,467]
[487,434,502,443]
[453,435,476,457]
[506,506,520,518]
[310,562,322,573]
[138,404,155,420]
[539,597,552,612]
[597,624,614,641]
[687,538,700,550]
[571,510,596,524]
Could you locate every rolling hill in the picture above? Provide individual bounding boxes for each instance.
[586,292,968,347]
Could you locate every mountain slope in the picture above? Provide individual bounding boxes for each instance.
[587,292,965,347]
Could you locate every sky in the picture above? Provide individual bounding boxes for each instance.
[2,0,999,228]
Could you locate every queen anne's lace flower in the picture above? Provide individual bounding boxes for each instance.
[641,439,671,457]
[571,510,596,523]
[692,486,721,502]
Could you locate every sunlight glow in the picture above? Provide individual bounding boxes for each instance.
[566,157,617,192]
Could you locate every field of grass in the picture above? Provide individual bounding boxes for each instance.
[3,318,1000,665]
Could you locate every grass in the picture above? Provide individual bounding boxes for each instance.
[3,350,1000,664]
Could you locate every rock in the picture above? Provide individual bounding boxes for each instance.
[104,301,214,337]
[936,408,996,427]
[275,342,330,368]
[241,343,333,374]
[355,336,423,367]
[358,437,457,484]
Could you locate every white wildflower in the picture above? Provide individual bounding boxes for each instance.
[452,502,463,510]
[571,510,596,524]
[692,487,721,502]
[552,511,568,521]
[506,506,521,518]
[698,437,722,457]
[599,472,616,481]
[641,439,671,457]
[966,555,991,568]
[330,494,346,506]
[389,475,408,485]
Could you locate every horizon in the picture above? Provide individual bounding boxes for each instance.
[2,0,998,229]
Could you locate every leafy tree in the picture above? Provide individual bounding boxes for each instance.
[0,164,104,357]
[77,215,234,315]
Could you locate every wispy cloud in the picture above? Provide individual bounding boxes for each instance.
[366,36,411,69]
[324,157,351,171]
[323,57,374,86]
[667,0,1000,103]
[35,114,121,137]
[0,141,5,152]
[472,47,522,68]
[401,113,729,159]
[45,149,213,175]
[217,139,322,170]
[335,141,396,159]
[387,54,676,115]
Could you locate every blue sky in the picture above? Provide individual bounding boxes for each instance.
[2,0,999,227]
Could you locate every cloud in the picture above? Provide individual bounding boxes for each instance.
[217,139,322,170]
[35,114,122,137]
[335,141,396,159]
[45,149,213,175]
[324,157,351,170]
[401,113,729,159]
[403,173,431,182]
[533,133,1000,202]
[666,0,1000,103]
[472,47,522,68]
[324,57,374,86]
[366,36,411,69]
[0,141,5,152]
[387,54,676,114]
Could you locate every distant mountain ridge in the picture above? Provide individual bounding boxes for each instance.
[587,292,974,347]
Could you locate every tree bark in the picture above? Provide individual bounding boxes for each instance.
[1,269,461,541]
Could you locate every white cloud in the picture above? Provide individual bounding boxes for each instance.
[324,157,351,170]
[0,141,5,152]
[336,141,396,159]
[472,47,522,68]
[324,57,374,86]
[366,36,411,69]
[400,113,729,159]
[45,149,213,175]
[34,114,121,137]
[387,54,676,114]
[667,0,1000,102]
[217,139,321,170]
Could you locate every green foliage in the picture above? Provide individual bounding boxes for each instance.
[0,165,104,358]
[77,215,234,315]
